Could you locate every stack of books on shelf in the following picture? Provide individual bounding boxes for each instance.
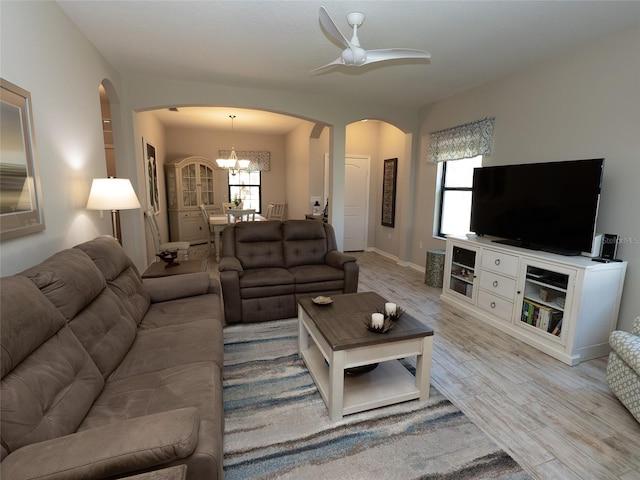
[521,299,563,336]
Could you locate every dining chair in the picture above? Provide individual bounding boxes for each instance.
[265,202,285,220]
[222,201,243,213]
[227,208,256,223]
[198,204,216,256]
[144,210,190,260]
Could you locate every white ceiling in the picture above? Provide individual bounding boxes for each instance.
[59,1,640,133]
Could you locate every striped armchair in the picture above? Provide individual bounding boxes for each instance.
[606,316,640,423]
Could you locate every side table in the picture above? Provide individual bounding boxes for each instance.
[142,259,209,279]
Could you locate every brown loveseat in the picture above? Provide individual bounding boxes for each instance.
[0,236,224,480]
[218,220,359,323]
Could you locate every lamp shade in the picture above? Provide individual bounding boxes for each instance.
[86,178,141,210]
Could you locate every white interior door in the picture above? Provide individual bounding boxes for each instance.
[343,155,369,251]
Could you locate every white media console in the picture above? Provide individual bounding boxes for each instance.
[440,235,627,366]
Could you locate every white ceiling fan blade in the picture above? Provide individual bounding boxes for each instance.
[362,48,432,66]
[318,6,351,49]
[310,56,344,74]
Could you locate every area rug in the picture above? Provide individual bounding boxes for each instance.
[223,319,531,480]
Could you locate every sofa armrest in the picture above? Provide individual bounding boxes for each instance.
[610,330,640,377]
[217,256,243,273]
[325,250,357,269]
[219,269,243,324]
[633,316,640,336]
[0,408,199,480]
[143,272,213,303]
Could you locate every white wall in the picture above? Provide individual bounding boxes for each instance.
[135,111,166,265]
[3,2,636,331]
[0,1,124,276]
[163,125,288,212]
[415,27,640,331]
[117,75,421,264]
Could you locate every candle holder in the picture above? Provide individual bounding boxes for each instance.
[156,250,180,269]
[387,306,405,321]
[364,314,393,333]
[377,305,405,322]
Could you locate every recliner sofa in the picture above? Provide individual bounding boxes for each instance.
[218,220,359,323]
[606,316,640,423]
[1,236,224,480]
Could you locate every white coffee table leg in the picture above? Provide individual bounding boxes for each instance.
[328,350,345,421]
[415,336,433,401]
[298,310,309,355]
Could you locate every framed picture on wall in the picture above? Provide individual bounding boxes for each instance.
[143,139,160,214]
[0,78,46,241]
[381,158,397,228]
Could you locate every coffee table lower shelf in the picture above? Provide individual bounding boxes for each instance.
[301,344,423,419]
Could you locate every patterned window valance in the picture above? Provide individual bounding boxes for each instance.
[428,117,495,163]
[218,150,271,171]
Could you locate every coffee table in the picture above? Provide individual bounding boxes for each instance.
[298,292,434,421]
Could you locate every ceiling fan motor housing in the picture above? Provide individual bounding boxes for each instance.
[341,46,367,66]
[347,12,365,27]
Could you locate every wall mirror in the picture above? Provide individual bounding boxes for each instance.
[0,78,45,240]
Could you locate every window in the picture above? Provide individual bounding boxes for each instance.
[437,155,482,237]
[228,170,261,213]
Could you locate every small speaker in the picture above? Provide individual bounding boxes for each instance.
[601,234,619,260]
[582,233,603,258]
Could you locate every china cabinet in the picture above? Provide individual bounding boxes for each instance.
[165,156,218,243]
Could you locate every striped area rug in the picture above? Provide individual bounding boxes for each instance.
[223,319,531,480]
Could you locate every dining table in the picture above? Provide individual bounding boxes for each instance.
[208,211,266,262]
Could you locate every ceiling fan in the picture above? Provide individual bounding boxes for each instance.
[311,6,431,74]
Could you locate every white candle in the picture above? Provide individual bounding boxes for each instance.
[371,313,384,328]
[385,302,397,316]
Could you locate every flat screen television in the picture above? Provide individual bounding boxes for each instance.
[470,158,604,255]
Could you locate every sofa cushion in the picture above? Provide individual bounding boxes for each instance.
[79,362,222,429]
[282,220,329,268]
[68,288,138,379]
[19,248,106,322]
[108,319,222,380]
[0,276,66,378]
[140,293,222,329]
[239,267,294,289]
[1,326,104,455]
[140,294,224,368]
[234,221,285,269]
[74,235,134,282]
[75,236,151,325]
[288,264,345,284]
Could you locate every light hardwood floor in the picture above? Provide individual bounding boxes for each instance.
[351,251,640,480]
[204,244,639,479]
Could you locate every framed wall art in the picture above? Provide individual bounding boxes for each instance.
[381,158,397,228]
[143,139,160,213]
[0,78,45,241]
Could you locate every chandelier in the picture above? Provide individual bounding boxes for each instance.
[216,115,250,175]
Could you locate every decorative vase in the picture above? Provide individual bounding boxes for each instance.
[156,250,180,269]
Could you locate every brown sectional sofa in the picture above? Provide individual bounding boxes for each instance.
[218,219,359,323]
[0,236,224,480]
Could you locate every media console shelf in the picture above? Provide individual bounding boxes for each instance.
[441,235,627,366]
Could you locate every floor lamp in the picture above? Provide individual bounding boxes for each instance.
[86,178,141,243]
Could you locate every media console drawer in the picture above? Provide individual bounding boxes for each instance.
[477,290,514,322]
[479,270,517,300]
[481,249,519,276]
